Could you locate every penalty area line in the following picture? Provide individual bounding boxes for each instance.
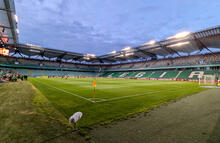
[96,87,184,103]
[32,79,94,103]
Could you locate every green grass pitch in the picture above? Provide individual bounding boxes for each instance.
[29,77,204,127]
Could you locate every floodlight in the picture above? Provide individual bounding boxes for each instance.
[83,55,89,60]
[87,54,96,57]
[16,29,19,34]
[121,46,131,51]
[116,54,124,58]
[144,40,156,45]
[29,49,41,53]
[109,50,117,54]
[167,41,190,47]
[174,31,190,38]
[14,15,18,23]
[167,31,190,39]
[125,52,134,56]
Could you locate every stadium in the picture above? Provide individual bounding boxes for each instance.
[0,0,220,143]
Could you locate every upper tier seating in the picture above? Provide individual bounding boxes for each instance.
[0,52,220,71]
[105,52,220,70]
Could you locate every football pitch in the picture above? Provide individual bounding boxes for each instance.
[29,77,204,127]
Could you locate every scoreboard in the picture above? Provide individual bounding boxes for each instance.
[0,48,9,56]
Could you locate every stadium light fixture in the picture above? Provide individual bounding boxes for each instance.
[144,40,156,45]
[174,31,190,38]
[121,46,131,51]
[116,54,126,58]
[26,43,42,48]
[16,29,19,34]
[125,52,134,56]
[167,31,190,39]
[84,54,95,60]
[29,49,41,53]
[167,41,190,47]
[109,50,117,54]
[83,56,90,60]
[87,54,96,57]
[14,15,18,23]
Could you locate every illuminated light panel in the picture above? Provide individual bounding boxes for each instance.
[167,41,190,47]
[83,55,90,60]
[84,54,96,60]
[116,54,124,58]
[167,31,190,39]
[29,49,41,53]
[121,46,131,51]
[109,50,117,54]
[16,29,19,34]
[125,52,134,56]
[87,54,96,57]
[26,43,41,48]
[14,15,18,23]
[144,40,156,45]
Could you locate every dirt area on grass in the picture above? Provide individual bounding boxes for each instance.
[90,88,220,143]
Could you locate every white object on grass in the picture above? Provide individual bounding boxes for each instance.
[69,112,83,124]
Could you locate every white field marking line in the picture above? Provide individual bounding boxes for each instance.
[88,98,107,102]
[43,79,92,92]
[33,79,94,103]
[95,87,185,103]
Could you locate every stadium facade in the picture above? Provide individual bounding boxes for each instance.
[0,0,220,82]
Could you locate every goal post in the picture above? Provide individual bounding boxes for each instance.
[199,75,216,86]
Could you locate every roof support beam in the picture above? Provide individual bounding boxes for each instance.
[98,58,104,63]
[72,56,83,61]
[57,52,67,60]
[40,51,45,57]
[132,55,141,59]
[193,35,213,53]
[0,25,11,29]
[160,44,181,56]
[101,58,117,63]
[138,49,157,58]
[10,48,23,57]
[0,7,11,12]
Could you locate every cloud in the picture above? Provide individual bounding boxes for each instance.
[15,0,220,55]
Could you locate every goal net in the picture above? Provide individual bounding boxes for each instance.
[199,75,216,86]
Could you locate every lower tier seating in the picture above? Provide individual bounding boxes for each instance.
[0,68,97,77]
[101,70,220,80]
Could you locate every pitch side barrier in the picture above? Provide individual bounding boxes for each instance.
[101,77,220,84]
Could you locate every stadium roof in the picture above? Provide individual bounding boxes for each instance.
[0,0,18,44]
[6,26,220,63]
[99,26,220,63]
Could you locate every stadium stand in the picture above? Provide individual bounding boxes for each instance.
[100,70,220,81]
[1,52,220,79]
[106,52,220,70]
